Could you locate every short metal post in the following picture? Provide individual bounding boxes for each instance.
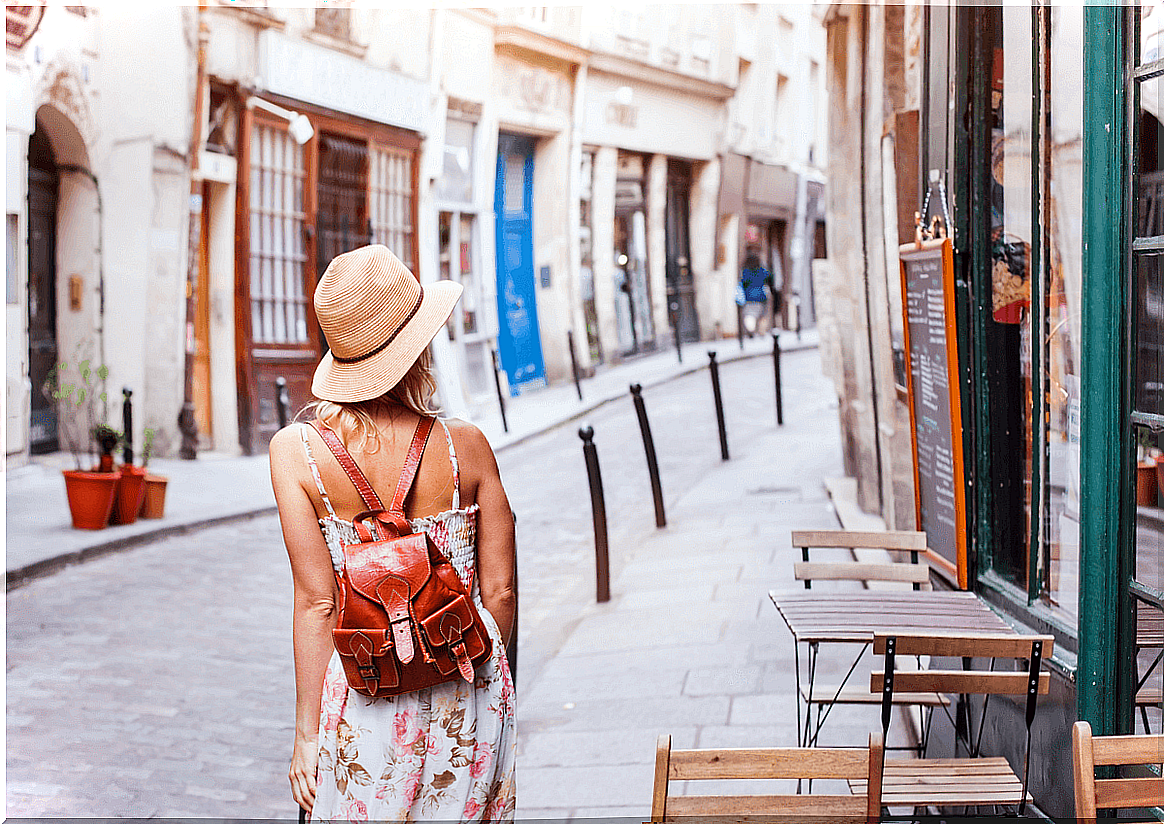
[275,376,290,429]
[567,329,583,401]
[772,331,784,426]
[578,426,610,603]
[708,351,729,460]
[630,383,666,528]
[491,349,509,434]
[122,387,134,465]
[670,296,683,364]
[737,303,745,350]
[507,541,518,684]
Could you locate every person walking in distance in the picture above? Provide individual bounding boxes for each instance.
[269,245,517,821]
[739,247,772,337]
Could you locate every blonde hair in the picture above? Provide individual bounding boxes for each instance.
[299,348,441,453]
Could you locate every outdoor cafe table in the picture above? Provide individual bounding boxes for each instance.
[767,589,1018,748]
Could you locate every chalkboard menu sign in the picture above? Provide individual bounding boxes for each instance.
[899,238,968,589]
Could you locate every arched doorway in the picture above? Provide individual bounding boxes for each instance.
[28,121,59,454]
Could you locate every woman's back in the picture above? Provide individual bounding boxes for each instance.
[303,411,473,524]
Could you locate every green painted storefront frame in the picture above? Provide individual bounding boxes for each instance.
[1077,1,1136,737]
[942,3,1138,736]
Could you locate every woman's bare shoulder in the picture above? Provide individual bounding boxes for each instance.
[268,424,310,481]
[441,418,499,470]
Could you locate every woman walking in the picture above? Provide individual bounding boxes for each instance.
[269,245,517,822]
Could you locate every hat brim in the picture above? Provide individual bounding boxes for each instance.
[311,279,464,403]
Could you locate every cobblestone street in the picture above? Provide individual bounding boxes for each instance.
[7,349,842,819]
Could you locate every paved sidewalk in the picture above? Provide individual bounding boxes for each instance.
[5,330,815,586]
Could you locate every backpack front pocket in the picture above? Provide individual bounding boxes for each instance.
[420,596,490,681]
[333,628,400,696]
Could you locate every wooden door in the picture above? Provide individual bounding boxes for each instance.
[494,133,545,393]
[193,180,213,442]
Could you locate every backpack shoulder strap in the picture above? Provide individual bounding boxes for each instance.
[308,420,384,510]
[308,417,435,523]
[389,417,434,519]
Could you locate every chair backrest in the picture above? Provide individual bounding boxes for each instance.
[650,731,884,823]
[792,530,930,590]
[1072,721,1164,819]
[871,632,1054,704]
[872,631,1054,814]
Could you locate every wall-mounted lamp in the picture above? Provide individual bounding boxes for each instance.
[615,85,634,106]
[246,96,314,145]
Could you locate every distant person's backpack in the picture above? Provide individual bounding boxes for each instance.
[310,417,492,698]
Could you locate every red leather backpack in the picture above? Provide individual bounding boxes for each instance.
[310,418,492,698]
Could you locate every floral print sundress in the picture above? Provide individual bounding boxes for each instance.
[299,420,516,822]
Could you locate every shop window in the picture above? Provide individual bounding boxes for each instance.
[248,121,308,345]
[1042,5,1085,624]
[1131,4,1163,732]
[579,149,603,365]
[436,118,475,206]
[981,5,1035,590]
[369,145,414,273]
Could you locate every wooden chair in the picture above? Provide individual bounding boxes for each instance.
[792,530,931,591]
[856,632,1054,814]
[651,731,884,823]
[791,530,942,750]
[1072,720,1164,819]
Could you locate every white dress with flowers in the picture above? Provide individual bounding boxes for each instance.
[300,420,516,823]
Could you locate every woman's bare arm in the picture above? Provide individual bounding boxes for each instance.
[269,426,338,813]
[456,423,517,648]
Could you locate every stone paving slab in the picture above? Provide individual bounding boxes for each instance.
[520,727,698,768]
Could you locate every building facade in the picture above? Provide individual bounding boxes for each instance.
[818,3,1161,817]
[6,3,827,464]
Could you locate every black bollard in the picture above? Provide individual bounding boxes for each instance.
[578,426,610,603]
[567,329,583,402]
[772,331,784,426]
[737,303,745,350]
[670,297,683,364]
[708,351,729,460]
[275,376,290,429]
[122,388,134,465]
[491,349,509,434]
[630,383,666,528]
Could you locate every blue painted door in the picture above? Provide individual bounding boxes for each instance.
[494,134,545,394]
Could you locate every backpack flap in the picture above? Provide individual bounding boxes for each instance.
[342,532,432,664]
[420,595,490,682]
[332,628,399,694]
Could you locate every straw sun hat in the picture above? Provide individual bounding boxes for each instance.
[311,245,462,403]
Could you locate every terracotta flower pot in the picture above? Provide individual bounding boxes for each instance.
[1137,461,1157,507]
[138,474,168,519]
[111,464,148,525]
[62,469,119,530]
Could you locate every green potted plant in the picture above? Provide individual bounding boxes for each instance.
[43,356,120,529]
[137,428,168,519]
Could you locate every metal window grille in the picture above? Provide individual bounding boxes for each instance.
[249,122,308,345]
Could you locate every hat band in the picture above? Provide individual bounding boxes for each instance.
[330,287,425,365]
